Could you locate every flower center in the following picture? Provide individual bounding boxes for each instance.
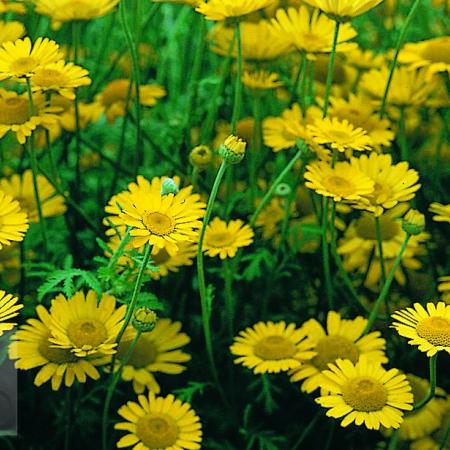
[355,215,400,241]
[254,335,297,360]
[143,212,175,236]
[371,182,393,204]
[152,248,171,265]
[67,319,108,348]
[101,79,131,106]
[10,56,38,76]
[206,231,235,248]
[328,129,352,143]
[38,334,79,364]
[342,376,388,412]
[416,316,450,347]
[135,413,179,449]
[325,176,355,196]
[117,336,157,368]
[0,97,30,124]
[311,335,360,371]
[422,41,450,64]
[14,195,35,216]
[32,68,68,88]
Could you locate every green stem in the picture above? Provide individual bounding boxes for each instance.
[387,429,399,450]
[72,21,82,193]
[363,234,411,334]
[102,330,142,450]
[414,354,437,410]
[231,20,243,134]
[223,258,235,338]
[398,106,409,161]
[321,197,333,309]
[375,216,387,285]
[249,94,262,208]
[107,229,131,271]
[439,423,450,450]
[290,53,306,105]
[119,0,142,175]
[292,411,321,450]
[322,21,340,118]
[379,0,422,118]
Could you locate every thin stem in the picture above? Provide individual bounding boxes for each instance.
[322,21,340,118]
[107,229,131,271]
[363,234,411,334]
[439,423,450,450]
[375,216,387,285]
[290,53,306,105]
[223,258,235,338]
[414,354,437,410]
[292,411,321,450]
[102,330,142,450]
[379,0,422,118]
[398,106,409,161]
[231,20,243,134]
[249,94,262,208]
[321,197,333,309]
[387,429,399,450]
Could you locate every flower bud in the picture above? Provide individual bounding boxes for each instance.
[189,145,212,170]
[275,183,292,198]
[402,209,425,235]
[219,135,246,164]
[161,178,179,196]
[132,307,158,332]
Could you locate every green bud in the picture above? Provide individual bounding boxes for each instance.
[219,135,246,164]
[402,209,425,235]
[132,307,158,332]
[161,178,179,196]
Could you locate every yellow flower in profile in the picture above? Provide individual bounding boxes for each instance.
[0,290,22,336]
[270,6,357,55]
[48,290,127,357]
[0,20,25,45]
[203,217,254,259]
[0,0,26,14]
[303,0,383,21]
[430,202,450,224]
[290,311,387,393]
[0,89,59,144]
[350,153,421,216]
[196,0,275,21]
[438,276,450,304]
[391,302,450,357]
[242,69,283,90]
[9,305,106,391]
[30,60,91,99]
[316,357,413,429]
[115,392,202,450]
[307,117,373,153]
[0,190,29,250]
[116,319,191,394]
[0,169,66,222]
[304,160,374,202]
[0,37,62,80]
[230,321,316,374]
[399,36,450,80]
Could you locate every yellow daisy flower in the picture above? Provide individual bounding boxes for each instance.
[30,60,91,100]
[116,319,191,394]
[304,160,374,202]
[203,217,254,259]
[438,276,450,304]
[242,69,283,90]
[290,311,387,393]
[391,302,450,357]
[0,290,22,336]
[270,6,357,55]
[303,0,383,21]
[430,202,450,224]
[0,0,26,14]
[350,153,421,216]
[316,357,413,429]
[399,36,450,80]
[307,117,373,153]
[230,321,316,374]
[48,290,128,357]
[0,169,66,222]
[0,190,29,250]
[255,197,286,239]
[196,0,275,21]
[9,305,106,391]
[115,392,202,450]
[0,36,62,80]
[0,20,25,45]
[344,46,385,71]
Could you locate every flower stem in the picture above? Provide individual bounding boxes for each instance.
[398,106,409,161]
[321,196,333,309]
[440,423,450,450]
[231,20,243,134]
[414,354,437,410]
[249,94,263,208]
[290,52,306,105]
[379,0,422,118]
[102,330,142,450]
[387,429,399,450]
[223,258,235,338]
[322,21,340,118]
[375,216,387,284]
[363,234,411,334]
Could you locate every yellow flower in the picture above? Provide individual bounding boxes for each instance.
[430,202,450,224]
[242,69,283,90]
[0,37,62,80]
[303,0,383,21]
[48,290,128,357]
[230,321,316,374]
[316,357,413,429]
[438,276,450,304]
[270,6,357,55]
[30,60,91,99]
[0,0,26,14]
[307,117,373,153]
[0,169,66,222]
[0,190,29,249]
[304,160,374,202]
[9,305,107,390]
[344,46,385,71]
[255,197,286,239]
[0,20,25,45]
[196,0,275,21]
[290,311,387,393]
[399,36,450,80]
[350,153,421,216]
[189,145,212,170]
[116,319,191,394]
[0,290,22,336]
[391,302,450,357]
[115,392,202,450]
[203,217,254,259]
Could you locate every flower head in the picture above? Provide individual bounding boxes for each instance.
[0,20,25,45]
[303,0,383,21]
[0,190,29,249]
[242,69,283,90]
[429,202,450,224]
[0,290,22,336]
[189,145,212,170]
[196,0,275,21]
[403,209,426,236]
[219,134,246,164]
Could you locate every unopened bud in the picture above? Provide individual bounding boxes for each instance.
[189,145,212,170]
[275,183,292,197]
[161,178,179,196]
[402,209,425,235]
[132,307,158,332]
[219,135,246,164]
